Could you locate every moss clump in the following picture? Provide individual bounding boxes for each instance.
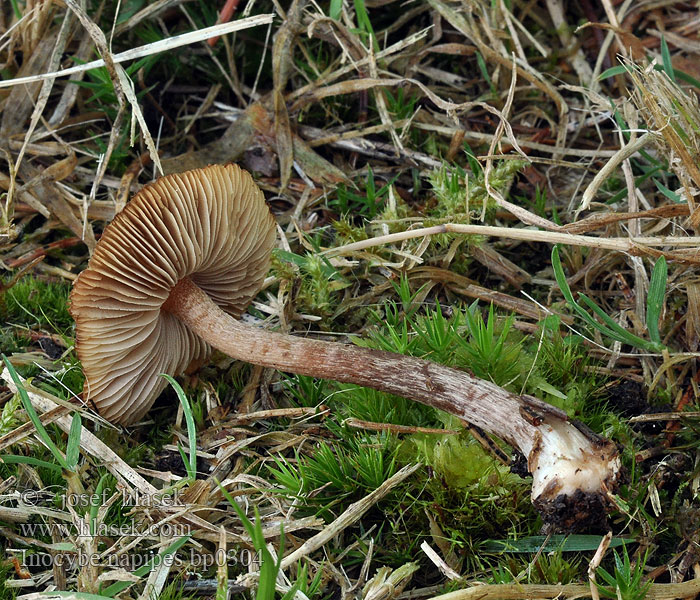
[427,159,527,223]
[413,429,508,488]
[2,276,72,332]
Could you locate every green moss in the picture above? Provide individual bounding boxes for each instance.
[427,159,526,224]
[2,276,72,332]
[334,384,438,428]
[488,549,583,585]
[413,430,507,488]
[272,249,350,326]
[332,217,369,246]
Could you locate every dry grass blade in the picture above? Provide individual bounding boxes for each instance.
[13,11,74,172]
[0,14,275,89]
[62,0,161,176]
[323,223,700,256]
[546,0,593,84]
[427,0,568,148]
[279,463,420,569]
[578,133,651,214]
[296,26,430,98]
[113,0,189,37]
[625,58,700,227]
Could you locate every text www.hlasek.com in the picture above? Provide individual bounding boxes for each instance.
[18,521,190,538]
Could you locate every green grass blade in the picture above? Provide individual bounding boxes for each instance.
[482,535,627,553]
[216,478,283,600]
[36,592,114,600]
[551,246,605,329]
[9,0,22,19]
[90,473,109,536]
[673,67,700,91]
[2,355,69,470]
[660,36,677,83]
[576,294,639,340]
[329,0,342,19]
[646,256,667,346]
[217,479,257,541]
[0,454,63,472]
[599,65,629,80]
[654,179,683,203]
[161,374,197,481]
[177,441,192,478]
[65,412,82,470]
[552,247,661,352]
[576,294,659,351]
[475,51,494,94]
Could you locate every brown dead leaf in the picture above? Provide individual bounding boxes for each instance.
[0,34,56,139]
[470,243,531,288]
[272,0,308,190]
[577,22,647,60]
[162,102,347,185]
[18,160,96,252]
[564,204,690,234]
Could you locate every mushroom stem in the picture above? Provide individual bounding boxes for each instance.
[164,277,621,531]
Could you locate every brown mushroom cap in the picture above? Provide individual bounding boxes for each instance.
[70,164,276,424]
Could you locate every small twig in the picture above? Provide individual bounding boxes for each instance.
[578,133,651,215]
[588,531,612,600]
[344,418,460,435]
[322,222,700,257]
[207,0,241,47]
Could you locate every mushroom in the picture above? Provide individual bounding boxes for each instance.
[70,163,621,531]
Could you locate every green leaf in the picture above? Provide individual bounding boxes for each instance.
[2,355,69,470]
[475,51,494,94]
[483,535,628,553]
[536,381,568,401]
[599,65,629,80]
[90,473,110,537]
[660,36,677,83]
[654,179,683,203]
[576,294,660,351]
[161,374,197,481]
[552,247,663,352]
[0,454,63,472]
[551,247,604,330]
[216,479,284,600]
[646,256,667,345]
[274,249,307,267]
[65,412,82,470]
[37,593,114,600]
[329,0,343,19]
[576,294,641,342]
[9,0,22,20]
[673,67,700,91]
